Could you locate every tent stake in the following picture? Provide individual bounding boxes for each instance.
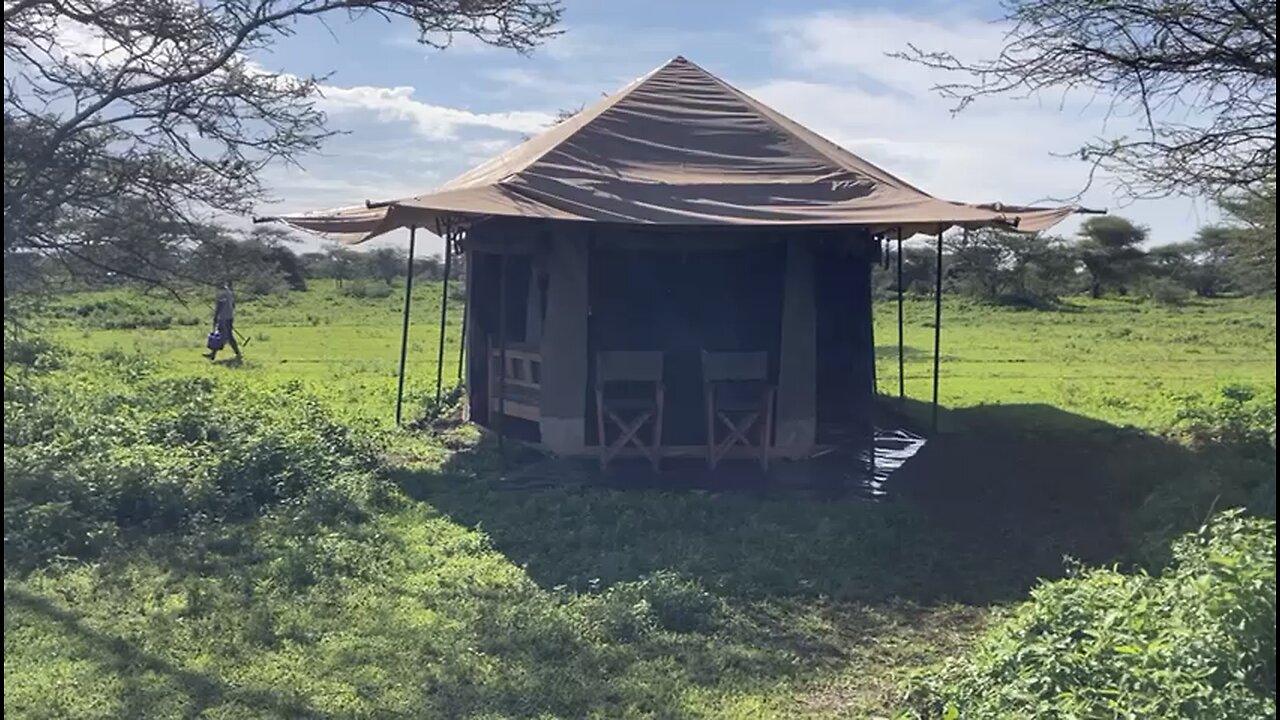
[931,229,945,432]
[395,226,417,426]
[434,226,454,405]
[496,251,508,462]
[896,226,905,406]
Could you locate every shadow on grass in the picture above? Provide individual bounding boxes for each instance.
[4,585,323,719]
[8,401,1270,718]
[395,400,1274,607]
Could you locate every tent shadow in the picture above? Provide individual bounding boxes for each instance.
[394,399,1259,607]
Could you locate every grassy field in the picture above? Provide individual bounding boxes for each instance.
[5,284,1276,718]
[881,294,1275,432]
[44,282,466,427]
[44,285,1275,430]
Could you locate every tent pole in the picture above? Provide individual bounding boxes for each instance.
[896,226,905,406]
[434,225,454,405]
[457,249,468,381]
[395,226,417,426]
[496,251,509,459]
[931,228,945,432]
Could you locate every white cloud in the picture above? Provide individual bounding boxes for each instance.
[315,84,554,139]
[770,11,1005,96]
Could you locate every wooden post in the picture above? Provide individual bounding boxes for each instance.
[896,226,905,405]
[395,226,417,426]
[434,227,454,405]
[931,229,944,432]
[496,251,509,457]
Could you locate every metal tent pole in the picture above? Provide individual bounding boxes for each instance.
[931,228,945,432]
[395,226,417,426]
[896,226,905,405]
[434,225,454,405]
[457,250,468,382]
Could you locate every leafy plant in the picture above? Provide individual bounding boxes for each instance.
[3,354,390,570]
[902,510,1277,719]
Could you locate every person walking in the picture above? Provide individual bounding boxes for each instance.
[204,280,241,361]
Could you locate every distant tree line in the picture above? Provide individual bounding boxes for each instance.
[4,222,452,299]
[876,185,1276,307]
[10,184,1270,309]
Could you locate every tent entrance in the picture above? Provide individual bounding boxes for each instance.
[587,241,787,447]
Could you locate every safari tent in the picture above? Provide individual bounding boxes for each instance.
[262,56,1086,467]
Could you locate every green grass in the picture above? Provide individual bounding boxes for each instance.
[45,282,465,427]
[47,286,1275,431]
[877,295,1276,432]
[5,285,1276,718]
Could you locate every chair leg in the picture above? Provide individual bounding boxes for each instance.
[704,386,716,469]
[760,389,775,471]
[651,386,665,472]
[595,388,608,471]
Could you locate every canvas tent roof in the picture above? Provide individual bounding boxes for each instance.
[262,57,1082,243]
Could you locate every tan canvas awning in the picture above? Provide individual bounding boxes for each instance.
[261,57,1092,243]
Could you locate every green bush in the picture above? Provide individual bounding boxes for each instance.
[3,331,63,369]
[1170,384,1277,453]
[58,296,200,329]
[340,279,395,299]
[3,353,391,570]
[902,510,1277,719]
[1145,277,1193,306]
[1129,384,1278,561]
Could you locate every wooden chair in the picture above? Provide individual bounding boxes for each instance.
[701,350,775,470]
[488,337,542,421]
[595,351,665,471]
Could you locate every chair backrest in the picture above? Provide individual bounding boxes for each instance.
[701,350,768,382]
[596,351,664,384]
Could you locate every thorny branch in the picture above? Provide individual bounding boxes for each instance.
[4,0,561,292]
[895,0,1276,199]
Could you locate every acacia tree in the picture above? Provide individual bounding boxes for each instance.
[1076,216,1148,298]
[1197,182,1278,293]
[897,0,1276,199]
[945,228,1078,304]
[366,247,405,284]
[3,0,561,292]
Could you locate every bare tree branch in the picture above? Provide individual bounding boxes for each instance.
[894,0,1276,199]
[4,0,562,297]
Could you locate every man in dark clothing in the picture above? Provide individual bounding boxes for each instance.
[204,281,241,361]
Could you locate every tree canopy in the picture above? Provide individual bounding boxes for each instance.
[3,0,561,292]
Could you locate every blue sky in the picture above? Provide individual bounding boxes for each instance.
[254,0,1220,254]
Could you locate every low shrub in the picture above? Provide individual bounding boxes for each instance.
[3,353,392,571]
[902,510,1277,719]
[58,296,199,329]
[1145,277,1193,306]
[991,291,1060,310]
[3,332,63,369]
[1169,383,1277,453]
[340,279,395,299]
[581,570,725,641]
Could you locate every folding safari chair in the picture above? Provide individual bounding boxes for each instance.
[594,351,665,471]
[701,350,775,470]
